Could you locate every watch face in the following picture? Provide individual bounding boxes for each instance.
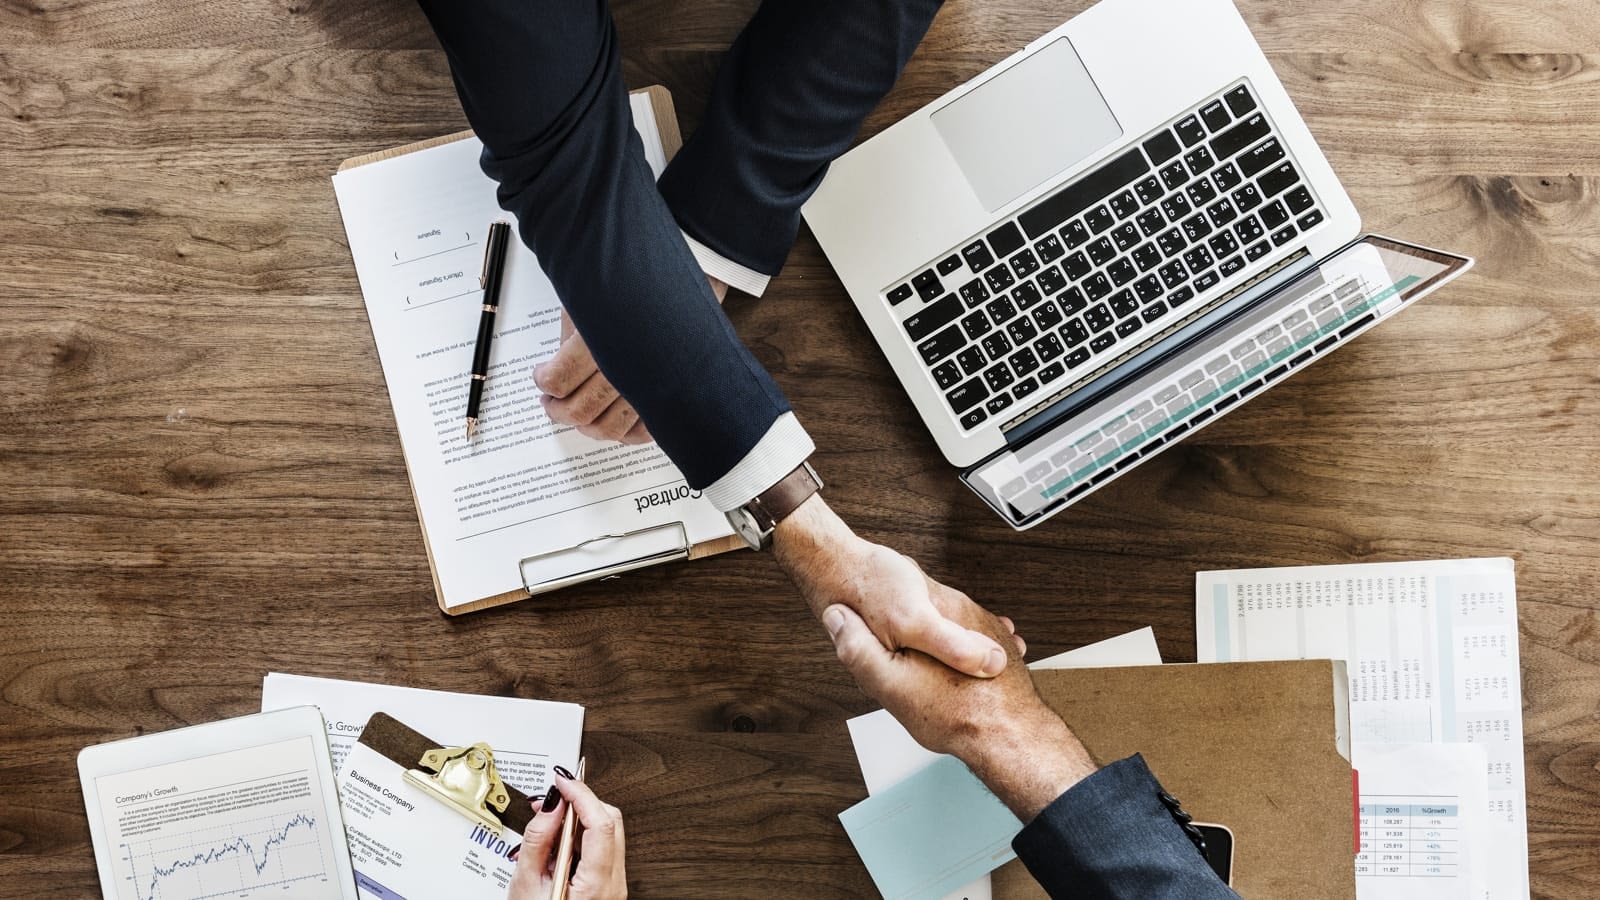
[727,509,765,550]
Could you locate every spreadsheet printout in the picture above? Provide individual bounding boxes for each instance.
[1196,558,1525,899]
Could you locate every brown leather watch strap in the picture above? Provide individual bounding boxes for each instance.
[745,462,823,532]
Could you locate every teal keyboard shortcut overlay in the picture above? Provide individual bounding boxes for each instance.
[1038,274,1421,501]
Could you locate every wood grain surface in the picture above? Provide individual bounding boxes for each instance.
[2,0,1597,896]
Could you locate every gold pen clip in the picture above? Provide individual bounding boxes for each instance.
[403,741,511,834]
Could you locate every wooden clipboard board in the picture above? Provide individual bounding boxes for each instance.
[338,86,744,616]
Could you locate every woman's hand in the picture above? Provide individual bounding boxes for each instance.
[507,770,627,900]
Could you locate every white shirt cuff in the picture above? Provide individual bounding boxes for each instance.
[702,412,816,512]
[682,232,772,298]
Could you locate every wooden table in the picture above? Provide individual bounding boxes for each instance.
[3,1,1597,896]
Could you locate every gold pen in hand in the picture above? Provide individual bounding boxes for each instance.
[466,221,512,439]
[549,757,586,900]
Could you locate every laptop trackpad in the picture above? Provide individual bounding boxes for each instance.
[932,38,1123,212]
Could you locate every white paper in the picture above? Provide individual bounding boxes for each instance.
[261,673,582,796]
[845,627,1163,900]
[1354,743,1489,900]
[330,91,732,609]
[1196,558,1526,899]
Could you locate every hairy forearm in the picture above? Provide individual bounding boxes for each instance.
[961,711,1099,822]
[771,494,862,618]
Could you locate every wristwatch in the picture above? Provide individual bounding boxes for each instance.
[725,461,823,551]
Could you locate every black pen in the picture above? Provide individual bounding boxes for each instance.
[466,221,512,439]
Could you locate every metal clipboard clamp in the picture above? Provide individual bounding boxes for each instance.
[517,521,690,598]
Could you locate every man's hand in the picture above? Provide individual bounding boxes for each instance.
[772,495,1014,679]
[535,276,728,443]
[822,588,1099,822]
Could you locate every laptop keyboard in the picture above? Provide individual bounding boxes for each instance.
[885,82,1328,432]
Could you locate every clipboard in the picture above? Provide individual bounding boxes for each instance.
[337,86,745,616]
[357,711,540,838]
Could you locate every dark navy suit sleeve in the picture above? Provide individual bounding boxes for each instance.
[413,0,791,490]
[1013,755,1240,899]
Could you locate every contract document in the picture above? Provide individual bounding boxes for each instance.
[1197,557,1526,899]
[332,90,734,611]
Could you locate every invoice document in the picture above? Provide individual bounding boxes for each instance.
[1197,558,1525,899]
[331,91,732,610]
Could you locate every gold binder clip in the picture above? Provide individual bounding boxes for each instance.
[403,741,511,834]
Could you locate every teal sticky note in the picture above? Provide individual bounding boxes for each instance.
[838,754,1022,900]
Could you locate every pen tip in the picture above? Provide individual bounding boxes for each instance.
[466,419,476,439]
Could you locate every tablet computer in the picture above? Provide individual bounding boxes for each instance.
[77,705,359,900]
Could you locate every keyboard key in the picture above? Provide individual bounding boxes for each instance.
[1160,160,1189,190]
[1260,200,1290,229]
[1234,215,1265,245]
[1061,318,1090,347]
[1065,346,1091,368]
[1157,228,1187,258]
[938,254,964,276]
[912,268,942,301]
[1208,230,1240,258]
[1019,147,1151,239]
[1012,280,1043,310]
[1184,145,1215,175]
[1112,223,1141,252]
[1258,162,1300,198]
[1158,260,1187,289]
[1013,377,1040,400]
[1110,289,1138,318]
[1232,183,1262,212]
[1087,237,1117,266]
[1062,251,1093,281]
[1060,219,1090,248]
[986,393,1015,415]
[1217,254,1245,277]
[982,362,1015,391]
[1107,258,1137,286]
[1110,190,1140,220]
[1059,287,1088,314]
[1210,112,1270,161]
[1038,360,1067,384]
[1010,248,1041,279]
[887,283,913,305]
[1034,331,1065,361]
[1271,224,1298,246]
[1136,208,1166,237]
[1183,245,1215,273]
[1084,302,1115,332]
[961,309,990,340]
[1037,264,1067,296]
[960,278,990,308]
[1034,234,1065,263]
[1239,138,1285,176]
[1090,331,1117,353]
[1194,270,1221,292]
[985,265,1016,292]
[1160,193,1192,222]
[982,332,1014,361]
[1133,243,1162,272]
[932,360,962,389]
[1135,176,1164,206]
[1142,301,1169,323]
[1200,99,1231,132]
[1212,162,1243,192]
[1297,209,1325,231]
[985,294,1018,325]
[960,407,988,429]
[1225,85,1257,116]
[1115,316,1143,338]
[1032,301,1065,331]
[1085,205,1115,234]
[917,324,964,365]
[987,222,1025,257]
[1007,317,1039,345]
[1143,129,1182,164]
[962,240,995,272]
[1175,115,1206,146]
[904,293,962,341]
[1206,198,1238,228]
[1181,213,1213,243]
[1134,274,1164,303]
[1285,186,1315,214]
[957,345,986,375]
[1186,178,1218,207]
[1011,345,1041,377]
[1080,274,1110,312]
[1167,285,1196,307]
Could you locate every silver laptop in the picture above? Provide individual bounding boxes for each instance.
[802,0,1471,529]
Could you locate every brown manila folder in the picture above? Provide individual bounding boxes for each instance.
[994,659,1355,898]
